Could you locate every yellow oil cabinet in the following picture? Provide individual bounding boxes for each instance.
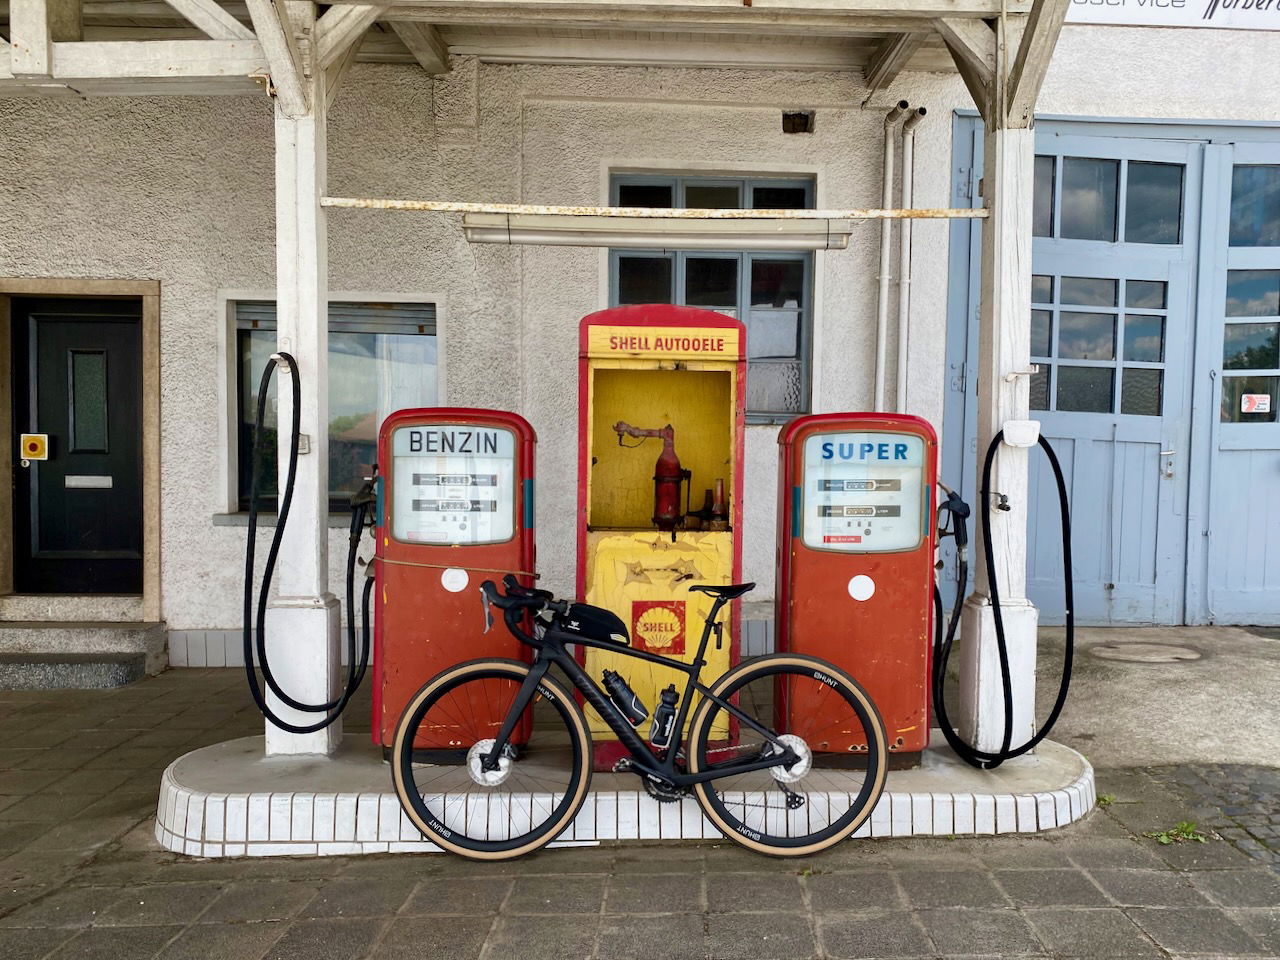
[575,305,746,769]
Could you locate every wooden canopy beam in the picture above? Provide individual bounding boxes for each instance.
[49,37,264,77]
[1006,0,1069,127]
[11,0,83,76]
[244,0,307,116]
[862,30,925,94]
[314,2,384,70]
[161,0,255,40]
[934,16,994,121]
[388,20,448,73]
[325,0,1030,15]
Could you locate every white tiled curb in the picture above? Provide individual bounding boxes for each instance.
[155,754,1095,858]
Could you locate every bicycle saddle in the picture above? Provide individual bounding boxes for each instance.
[688,582,756,600]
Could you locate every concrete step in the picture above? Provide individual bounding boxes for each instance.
[0,595,145,623]
[0,650,147,689]
[0,621,167,677]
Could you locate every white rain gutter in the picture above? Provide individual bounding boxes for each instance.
[874,100,910,413]
[896,106,927,413]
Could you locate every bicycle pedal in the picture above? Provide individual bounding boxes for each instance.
[612,758,633,773]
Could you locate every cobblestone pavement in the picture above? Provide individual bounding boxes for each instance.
[0,669,1278,959]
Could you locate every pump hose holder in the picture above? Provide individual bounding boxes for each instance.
[931,430,1074,770]
[242,352,374,734]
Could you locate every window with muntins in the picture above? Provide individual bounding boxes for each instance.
[608,174,815,421]
[236,300,439,510]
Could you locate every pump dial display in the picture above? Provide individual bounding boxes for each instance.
[391,425,517,545]
[801,432,925,553]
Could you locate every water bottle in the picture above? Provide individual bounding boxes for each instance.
[603,670,648,726]
[649,684,679,748]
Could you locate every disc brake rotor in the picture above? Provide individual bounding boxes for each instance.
[466,738,512,787]
[768,734,812,784]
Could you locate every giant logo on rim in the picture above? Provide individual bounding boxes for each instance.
[631,600,686,655]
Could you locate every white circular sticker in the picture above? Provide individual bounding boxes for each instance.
[847,575,876,602]
[440,568,469,593]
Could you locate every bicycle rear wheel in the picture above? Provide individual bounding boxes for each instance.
[687,654,888,856]
[392,659,591,860]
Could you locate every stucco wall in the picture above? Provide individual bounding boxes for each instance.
[2,23,1278,632]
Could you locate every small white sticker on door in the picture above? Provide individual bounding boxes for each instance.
[1242,394,1271,414]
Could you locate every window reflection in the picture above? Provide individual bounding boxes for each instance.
[1124,315,1165,363]
[1033,156,1055,238]
[1126,280,1167,310]
[238,305,437,508]
[1059,311,1116,360]
[1061,157,1119,242]
[1125,162,1184,245]
[1061,276,1117,307]
[1229,165,1280,247]
[1223,323,1280,370]
[1226,270,1280,318]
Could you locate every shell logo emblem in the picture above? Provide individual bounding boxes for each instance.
[631,600,685,655]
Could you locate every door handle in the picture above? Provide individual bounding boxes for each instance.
[1160,449,1175,479]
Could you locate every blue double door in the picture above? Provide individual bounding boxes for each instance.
[946,118,1280,625]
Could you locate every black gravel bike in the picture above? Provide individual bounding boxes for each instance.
[392,575,887,859]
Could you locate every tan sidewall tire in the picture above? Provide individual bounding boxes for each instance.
[391,659,592,861]
[687,654,888,857]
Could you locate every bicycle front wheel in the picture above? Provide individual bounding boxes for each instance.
[391,659,591,860]
[687,654,888,856]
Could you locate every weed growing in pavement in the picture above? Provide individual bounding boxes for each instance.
[1098,794,1116,807]
[1144,821,1209,845]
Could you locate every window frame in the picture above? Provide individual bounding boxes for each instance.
[218,290,445,516]
[608,173,816,424]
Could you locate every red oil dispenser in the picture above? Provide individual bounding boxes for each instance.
[373,408,536,752]
[611,422,692,536]
[776,413,937,765]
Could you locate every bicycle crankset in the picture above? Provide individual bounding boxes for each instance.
[642,777,689,804]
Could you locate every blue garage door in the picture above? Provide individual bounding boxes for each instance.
[944,118,1280,626]
[1198,143,1280,625]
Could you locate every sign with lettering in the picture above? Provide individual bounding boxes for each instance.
[801,433,926,554]
[631,600,686,654]
[586,325,740,360]
[1242,393,1272,414]
[1067,0,1280,31]
[391,425,517,545]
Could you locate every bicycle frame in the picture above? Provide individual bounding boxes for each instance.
[484,596,798,789]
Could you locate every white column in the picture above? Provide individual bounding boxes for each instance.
[264,62,341,756]
[956,119,1039,754]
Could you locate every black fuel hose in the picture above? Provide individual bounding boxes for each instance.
[242,352,373,734]
[932,431,1074,770]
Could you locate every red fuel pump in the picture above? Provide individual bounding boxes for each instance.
[776,413,937,764]
[372,408,537,753]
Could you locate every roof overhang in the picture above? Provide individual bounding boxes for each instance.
[0,0,1041,100]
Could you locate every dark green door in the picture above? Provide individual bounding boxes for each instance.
[12,298,143,593]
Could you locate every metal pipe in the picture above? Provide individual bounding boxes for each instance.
[319,196,986,220]
[874,100,910,413]
[896,106,927,413]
